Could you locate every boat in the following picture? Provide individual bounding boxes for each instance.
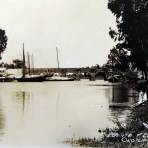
[0,68,15,82]
[46,73,75,81]
[16,74,48,82]
[46,77,75,81]
[0,76,14,82]
[16,44,48,82]
[46,47,75,81]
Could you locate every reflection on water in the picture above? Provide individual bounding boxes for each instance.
[56,93,61,118]
[109,85,139,119]
[112,86,129,103]
[0,80,139,146]
[110,85,138,103]
[13,91,32,114]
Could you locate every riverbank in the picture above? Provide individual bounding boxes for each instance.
[65,138,148,147]
[66,98,148,147]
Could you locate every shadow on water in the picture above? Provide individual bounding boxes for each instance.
[109,85,139,117]
[110,85,138,103]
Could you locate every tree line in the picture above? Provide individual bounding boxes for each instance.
[107,0,148,79]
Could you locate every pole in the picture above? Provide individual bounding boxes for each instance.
[27,52,30,75]
[56,47,60,73]
[31,54,34,74]
[22,43,26,78]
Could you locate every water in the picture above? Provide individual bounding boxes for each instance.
[0,80,138,147]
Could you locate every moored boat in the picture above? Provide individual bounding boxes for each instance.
[16,44,48,82]
[45,47,75,82]
[0,68,15,82]
[45,73,75,81]
[0,76,15,82]
[46,76,75,81]
[16,74,48,82]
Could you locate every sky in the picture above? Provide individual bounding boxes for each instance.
[0,0,116,68]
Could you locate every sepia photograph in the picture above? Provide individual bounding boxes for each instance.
[0,0,148,147]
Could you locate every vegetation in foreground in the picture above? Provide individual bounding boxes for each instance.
[65,101,148,147]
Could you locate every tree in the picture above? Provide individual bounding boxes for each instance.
[108,47,130,72]
[108,0,148,79]
[0,28,7,59]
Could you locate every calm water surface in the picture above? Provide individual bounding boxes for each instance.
[0,80,138,147]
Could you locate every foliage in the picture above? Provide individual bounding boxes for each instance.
[0,59,23,69]
[0,28,7,59]
[108,0,148,75]
[108,47,130,72]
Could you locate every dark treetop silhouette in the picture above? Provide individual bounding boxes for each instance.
[0,28,7,59]
[108,0,148,80]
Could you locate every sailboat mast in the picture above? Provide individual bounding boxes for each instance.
[27,52,31,75]
[22,43,26,78]
[31,54,34,74]
[56,47,60,72]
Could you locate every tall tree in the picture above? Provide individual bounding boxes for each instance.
[0,28,7,59]
[108,0,148,79]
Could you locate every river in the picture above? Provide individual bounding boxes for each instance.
[0,80,138,147]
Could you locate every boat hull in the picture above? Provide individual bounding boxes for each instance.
[0,77,14,82]
[16,75,48,82]
[45,77,75,81]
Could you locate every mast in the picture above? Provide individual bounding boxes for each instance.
[56,46,60,72]
[31,54,34,74]
[22,43,26,78]
[27,52,31,75]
